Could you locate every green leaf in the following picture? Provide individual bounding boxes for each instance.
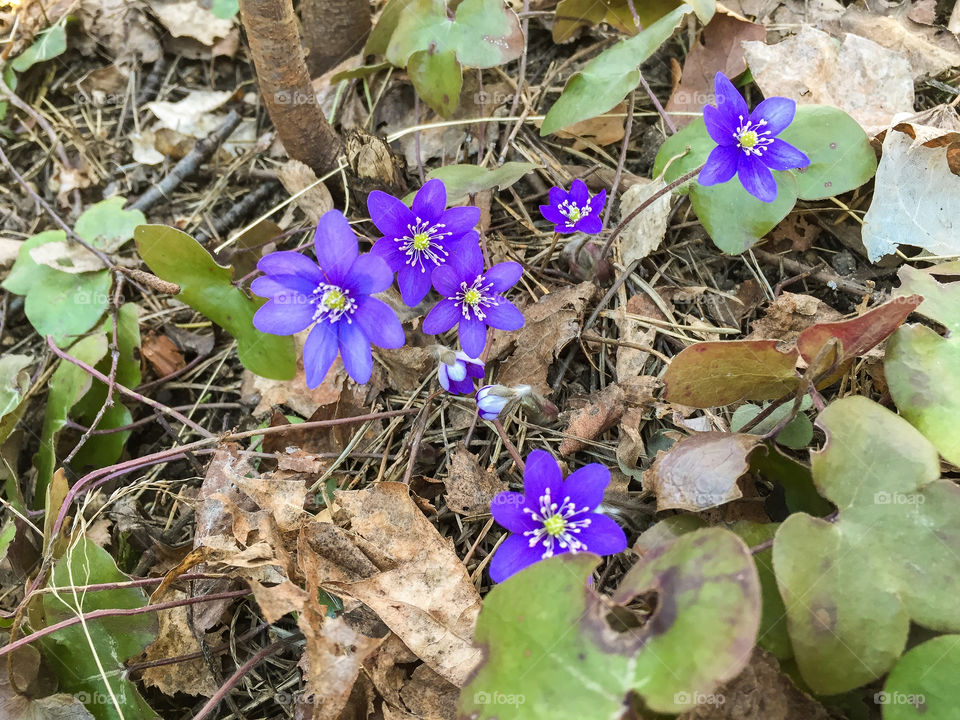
[74,197,146,253]
[211,0,239,18]
[134,224,296,380]
[2,231,112,346]
[365,0,417,55]
[749,443,832,517]
[407,48,462,119]
[663,339,800,407]
[778,106,877,201]
[653,117,798,253]
[896,264,960,334]
[10,20,68,72]
[880,635,960,720]
[773,396,960,695]
[885,326,960,467]
[541,5,689,135]
[35,333,109,507]
[460,528,760,717]
[39,539,159,720]
[0,354,32,445]
[70,304,142,470]
[731,396,813,450]
[412,162,538,203]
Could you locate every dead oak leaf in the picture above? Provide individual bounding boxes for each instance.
[140,591,220,697]
[559,382,625,456]
[442,444,506,516]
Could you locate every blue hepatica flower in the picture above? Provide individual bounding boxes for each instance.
[699,72,810,203]
[538,179,606,234]
[421,244,524,358]
[368,179,482,306]
[475,383,529,421]
[438,350,485,395]
[488,450,627,583]
[252,209,404,387]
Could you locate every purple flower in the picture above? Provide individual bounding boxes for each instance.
[538,179,606,234]
[488,450,627,583]
[368,179,482,306]
[438,350,485,395]
[421,243,524,358]
[252,209,405,387]
[698,72,810,203]
[475,384,529,420]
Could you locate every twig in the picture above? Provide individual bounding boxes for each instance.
[638,71,676,133]
[752,248,872,299]
[130,110,243,212]
[196,180,280,246]
[492,420,525,471]
[115,267,180,294]
[601,89,636,232]
[401,394,434,484]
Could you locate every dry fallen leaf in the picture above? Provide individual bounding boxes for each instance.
[559,383,625,456]
[277,160,335,223]
[141,332,186,378]
[491,282,598,394]
[146,0,233,46]
[618,177,672,265]
[77,0,161,69]
[140,591,220,697]
[743,25,914,132]
[746,292,842,344]
[442,444,506,516]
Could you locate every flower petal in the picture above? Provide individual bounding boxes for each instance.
[568,178,589,205]
[489,533,542,583]
[574,215,603,235]
[257,251,324,283]
[446,233,481,261]
[703,103,737,145]
[575,513,627,556]
[698,144,740,186]
[438,363,452,391]
[484,300,524,331]
[369,237,405,271]
[523,450,563,508]
[251,274,316,298]
[458,315,487,357]
[438,205,481,237]
[562,463,610,511]
[354,296,405,348]
[589,188,607,216]
[547,185,567,208]
[431,265,460,297]
[344,254,394,295]
[447,376,475,395]
[751,96,796,136]
[253,297,315,335]
[368,190,415,236]
[445,241,484,282]
[539,204,567,225]
[422,298,460,334]
[713,72,749,122]
[412,178,446,219]
[338,320,373,384]
[490,491,537,533]
[303,321,339,388]
[313,210,358,284]
[397,264,433,306]
[484,261,523,293]
[738,153,778,203]
[762,137,810,172]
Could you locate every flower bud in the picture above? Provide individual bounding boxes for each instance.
[475,384,531,421]
[435,348,485,395]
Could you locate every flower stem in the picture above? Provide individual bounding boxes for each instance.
[492,419,525,471]
[539,231,561,270]
[597,162,705,264]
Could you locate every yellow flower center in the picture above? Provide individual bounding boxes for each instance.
[462,288,482,306]
[323,288,346,311]
[543,515,566,537]
[412,232,431,251]
[738,130,759,149]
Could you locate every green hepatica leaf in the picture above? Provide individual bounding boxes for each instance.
[773,396,960,695]
[2,231,111,346]
[10,20,68,72]
[0,354,32,443]
[896,264,960,334]
[778,106,876,201]
[653,117,797,254]
[731,396,813,450]
[460,528,760,718]
[885,326,960,466]
[135,225,295,381]
[417,162,538,203]
[407,48,462,119]
[663,339,800,408]
[880,635,960,720]
[35,332,108,507]
[211,0,239,18]
[39,539,159,720]
[541,5,688,136]
[74,197,146,253]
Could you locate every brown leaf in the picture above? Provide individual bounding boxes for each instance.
[559,383,625,456]
[277,159,335,223]
[492,282,598,394]
[442,444,506,516]
[665,13,766,128]
[141,332,185,378]
[140,591,220,696]
[553,102,626,149]
[399,664,458,720]
[747,292,842,343]
[378,345,432,392]
[327,483,483,686]
[644,432,762,512]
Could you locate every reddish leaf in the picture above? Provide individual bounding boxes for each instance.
[664,340,800,408]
